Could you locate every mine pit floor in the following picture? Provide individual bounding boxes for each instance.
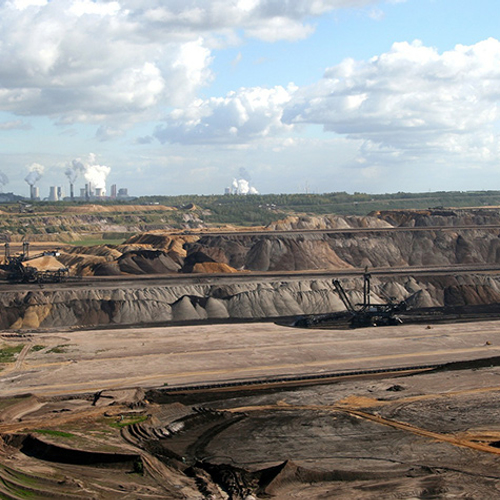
[2,318,500,498]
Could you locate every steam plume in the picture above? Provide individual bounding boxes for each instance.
[232,168,259,195]
[24,163,44,186]
[70,153,111,192]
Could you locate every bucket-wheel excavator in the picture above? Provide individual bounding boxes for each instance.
[1,242,69,283]
[333,271,407,328]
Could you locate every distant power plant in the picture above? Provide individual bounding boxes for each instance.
[58,182,130,201]
[225,168,259,195]
[25,164,43,200]
[39,183,131,202]
[23,155,126,202]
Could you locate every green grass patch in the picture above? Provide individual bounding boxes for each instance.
[31,345,46,352]
[3,483,36,498]
[1,465,40,488]
[0,344,24,363]
[0,464,68,498]
[33,429,75,438]
[107,415,148,429]
[46,344,70,354]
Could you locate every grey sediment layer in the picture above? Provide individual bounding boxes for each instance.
[2,273,500,330]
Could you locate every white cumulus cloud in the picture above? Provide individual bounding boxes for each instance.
[153,36,500,179]
[0,0,214,124]
[155,84,296,144]
[283,38,500,168]
[0,0,382,128]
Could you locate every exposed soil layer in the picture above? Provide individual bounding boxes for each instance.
[185,225,500,272]
[3,353,500,498]
[2,209,500,497]
[141,356,500,498]
[6,208,500,277]
[3,273,500,329]
[4,208,500,329]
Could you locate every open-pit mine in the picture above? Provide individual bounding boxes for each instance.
[2,206,500,498]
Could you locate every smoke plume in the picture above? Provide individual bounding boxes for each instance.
[65,158,85,183]
[0,171,9,193]
[239,167,251,181]
[24,163,44,186]
[0,171,8,192]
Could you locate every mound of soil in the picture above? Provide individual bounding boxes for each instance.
[192,262,238,273]
[25,255,67,272]
[124,232,198,256]
[187,235,352,271]
[118,250,181,274]
[444,284,500,307]
[93,262,122,275]
[58,250,109,276]
[64,245,122,259]
[181,249,238,274]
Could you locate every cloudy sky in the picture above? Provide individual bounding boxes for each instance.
[1,0,500,198]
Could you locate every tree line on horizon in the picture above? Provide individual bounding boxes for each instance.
[2,190,500,228]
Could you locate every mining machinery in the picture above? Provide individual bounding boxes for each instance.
[1,242,69,283]
[17,201,34,213]
[292,271,408,329]
[333,271,407,328]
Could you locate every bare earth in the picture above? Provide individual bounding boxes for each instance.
[2,321,500,498]
[2,320,500,397]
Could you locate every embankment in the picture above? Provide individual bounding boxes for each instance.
[2,274,500,329]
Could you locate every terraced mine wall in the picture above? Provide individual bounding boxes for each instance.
[3,210,500,329]
[2,274,500,329]
[39,210,500,276]
[186,227,500,271]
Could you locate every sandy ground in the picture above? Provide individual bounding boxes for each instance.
[1,320,500,397]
